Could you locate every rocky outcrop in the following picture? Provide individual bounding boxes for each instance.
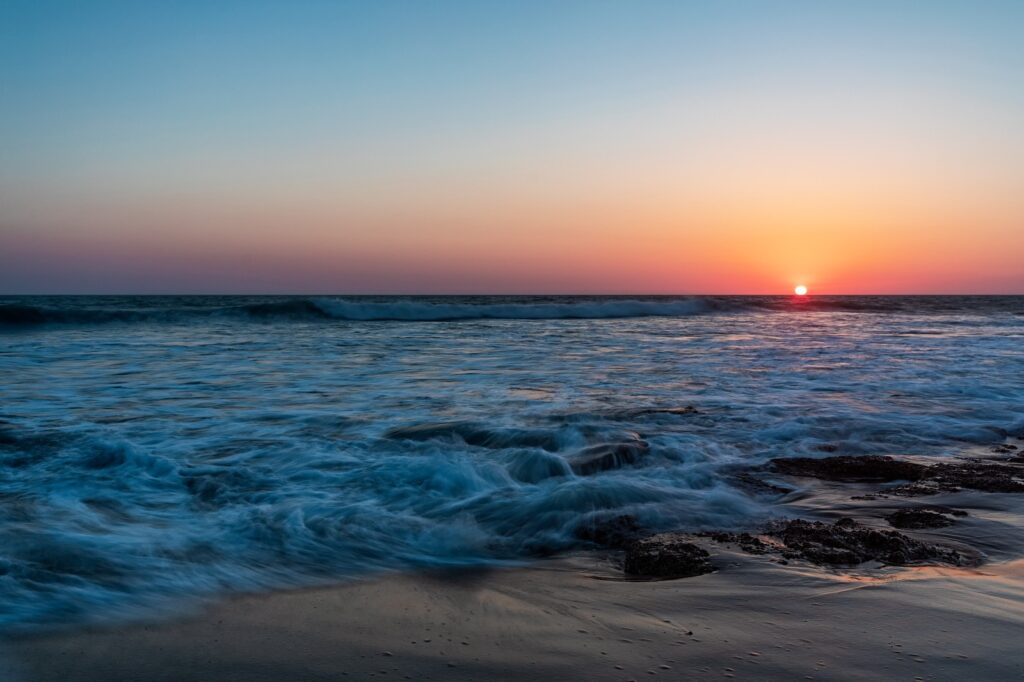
[766,518,969,566]
[623,533,712,578]
[770,455,928,482]
[770,454,1024,495]
[885,508,964,529]
[697,531,771,554]
[898,460,1024,495]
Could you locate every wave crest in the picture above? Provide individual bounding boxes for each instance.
[3,296,1021,328]
[311,298,710,321]
[0,298,712,326]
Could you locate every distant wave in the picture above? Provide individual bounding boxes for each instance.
[2,296,1021,327]
[310,298,712,321]
[0,298,711,326]
[0,304,153,326]
[0,300,332,326]
[239,298,333,319]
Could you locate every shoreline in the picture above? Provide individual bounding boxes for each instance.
[4,550,1024,681]
[6,451,1024,680]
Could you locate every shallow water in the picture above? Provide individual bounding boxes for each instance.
[1,295,1023,630]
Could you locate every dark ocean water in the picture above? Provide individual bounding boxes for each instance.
[2,295,1023,630]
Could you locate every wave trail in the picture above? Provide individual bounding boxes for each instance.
[0,298,712,326]
[3,296,1022,328]
[310,298,711,321]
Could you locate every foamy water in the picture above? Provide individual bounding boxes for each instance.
[2,295,1023,630]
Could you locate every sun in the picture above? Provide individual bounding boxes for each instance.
[794,285,808,296]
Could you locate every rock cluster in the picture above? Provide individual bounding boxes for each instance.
[623,533,713,578]
[591,450,1019,579]
[770,454,1024,495]
[885,507,965,529]
[770,455,927,482]
[765,518,969,566]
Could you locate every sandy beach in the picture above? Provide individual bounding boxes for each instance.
[5,532,1024,681]
[6,443,1024,681]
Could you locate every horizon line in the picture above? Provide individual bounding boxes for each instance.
[4,292,1024,297]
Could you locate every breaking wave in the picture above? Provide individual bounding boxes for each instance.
[2,295,1022,328]
[0,416,758,631]
[0,297,711,326]
[2,293,1023,631]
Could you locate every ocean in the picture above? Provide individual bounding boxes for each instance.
[2,295,1023,630]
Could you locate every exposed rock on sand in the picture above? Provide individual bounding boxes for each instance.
[896,460,1024,495]
[697,519,969,567]
[885,508,963,529]
[623,533,712,578]
[770,455,928,482]
[766,518,969,566]
[697,531,771,555]
[770,454,1024,495]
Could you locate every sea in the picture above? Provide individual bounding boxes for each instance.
[2,295,1023,630]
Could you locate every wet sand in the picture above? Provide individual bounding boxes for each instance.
[7,462,1024,681]
[4,545,1024,681]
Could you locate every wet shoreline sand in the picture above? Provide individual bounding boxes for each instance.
[5,545,1024,681]
[7,454,1024,681]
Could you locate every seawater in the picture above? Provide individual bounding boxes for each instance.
[2,295,1023,630]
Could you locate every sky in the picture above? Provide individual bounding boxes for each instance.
[1,0,1022,294]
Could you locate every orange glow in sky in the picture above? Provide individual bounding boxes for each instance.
[1,3,1022,294]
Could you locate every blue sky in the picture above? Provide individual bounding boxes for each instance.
[2,1,1022,293]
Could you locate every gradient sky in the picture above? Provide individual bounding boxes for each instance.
[2,0,1022,294]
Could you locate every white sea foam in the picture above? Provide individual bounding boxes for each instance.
[1,295,1022,630]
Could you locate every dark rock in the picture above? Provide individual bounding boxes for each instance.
[624,533,712,578]
[894,460,1024,495]
[766,518,968,567]
[885,508,956,529]
[575,514,645,549]
[932,461,1024,493]
[771,455,1024,495]
[770,455,928,482]
[567,439,649,475]
[698,531,771,554]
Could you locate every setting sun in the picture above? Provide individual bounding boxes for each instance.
[794,285,808,296]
